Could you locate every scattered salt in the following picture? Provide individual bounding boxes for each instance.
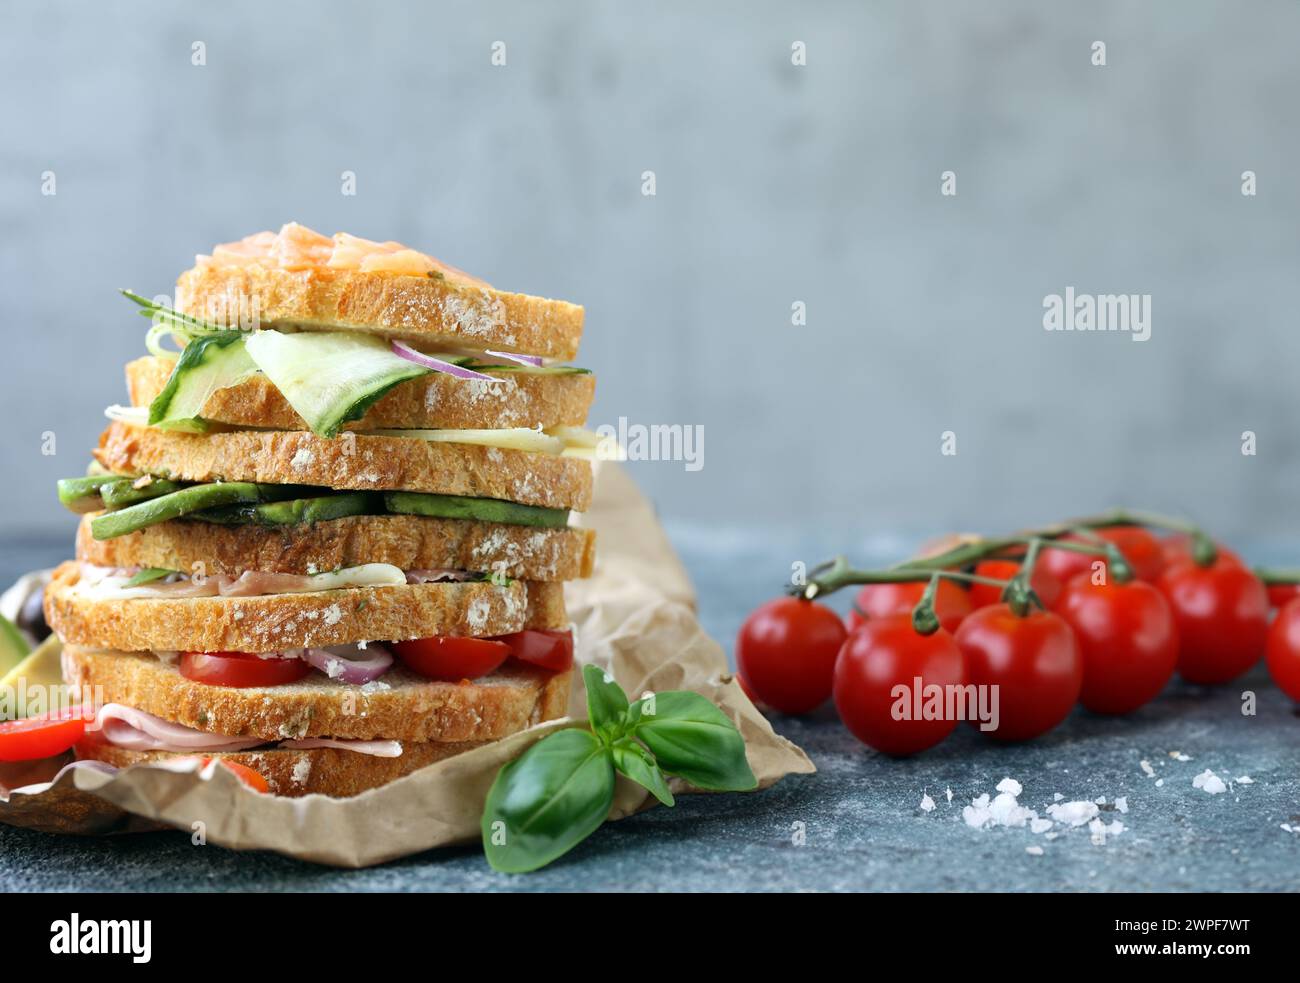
[995,777,1023,796]
[1235,776,1254,785]
[1030,818,1053,834]
[1047,801,1099,827]
[944,787,953,803]
[1139,759,1156,778]
[1025,846,1044,856]
[1155,779,1164,787]
[919,793,936,813]
[1052,792,1064,801]
[1115,796,1128,814]
[1169,750,1192,762]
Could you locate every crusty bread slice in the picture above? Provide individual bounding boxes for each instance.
[76,512,596,581]
[175,263,584,360]
[63,645,572,744]
[76,739,486,798]
[94,422,593,511]
[126,355,596,433]
[45,561,567,653]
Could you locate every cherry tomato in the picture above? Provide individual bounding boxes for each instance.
[954,604,1081,741]
[1156,558,1268,685]
[847,579,971,634]
[832,615,965,755]
[0,708,88,762]
[195,756,271,794]
[393,636,512,681]
[1056,576,1179,714]
[1265,599,1300,702]
[1040,526,1165,585]
[736,597,846,714]
[1266,583,1300,609]
[493,629,574,671]
[968,560,1062,610]
[1159,534,1243,570]
[179,651,312,688]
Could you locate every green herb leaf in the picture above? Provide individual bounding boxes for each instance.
[631,691,757,792]
[582,663,629,736]
[481,728,615,873]
[124,568,179,588]
[610,738,674,806]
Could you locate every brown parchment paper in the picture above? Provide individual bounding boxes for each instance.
[0,462,813,867]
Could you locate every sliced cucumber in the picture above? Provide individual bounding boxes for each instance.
[90,482,312,540]
[243,330,429,438]
[466,363,591,375]
[100,478,185,508]
[195,492,380,526]
[385,491,569,528]
[148,332,257,432]
[123,568,178,587]
[57,475,131,514]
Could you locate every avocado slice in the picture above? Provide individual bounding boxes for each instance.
[90,481,316,540]
[195,492,381,526]
[384,491,569,529]
[0,635,65,720]
[0,613,30,678]
[100,478,186,508]
[57,475,132,514]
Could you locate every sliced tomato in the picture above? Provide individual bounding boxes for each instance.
[393,636,512,681]
[179,651,311,688]
[197,756,270,794]
[494,629,574,671]
[0,709,87,762]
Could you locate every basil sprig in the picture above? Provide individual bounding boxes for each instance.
[481,664,757,872]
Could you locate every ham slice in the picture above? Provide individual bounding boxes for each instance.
[90,704,404,757]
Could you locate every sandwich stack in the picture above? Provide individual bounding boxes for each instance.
[44,223,598,797]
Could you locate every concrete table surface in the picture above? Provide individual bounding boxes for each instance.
[1,528,1297,892]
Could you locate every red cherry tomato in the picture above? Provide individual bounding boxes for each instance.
[179,651,311,688]
[1040,526,1165,585]
[493,629,574,671]
[0,709,88,762]
[968,560,1062,610]
[832,615,966,756]
[954,604,1082,741]
[1159,534,1242,570]
[194,756,271,794]
[847,579,972,634]
[1266,583,1300,609]
[393,636,512,681]
[1056,576,1179,714]
[1266,599,1300,702]
[736,597,846,714]
[1156,558,1269,685]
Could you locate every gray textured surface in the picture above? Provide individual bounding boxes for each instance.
[1,531,1297,892]
[5,0,1300,541]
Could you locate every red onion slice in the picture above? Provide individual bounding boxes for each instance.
[390,340,496,381]
[304,644,394,685]
[485,349,544,367]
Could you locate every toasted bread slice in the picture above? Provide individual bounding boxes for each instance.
[125,355,595,433]
[175,263,584,360]
[76,512,596,581]
[75,739,486,798]
[94,422,593,511]
[63,645,572,743]
[45,561,567,652]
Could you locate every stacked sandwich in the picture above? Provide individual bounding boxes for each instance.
[44,223,598,797]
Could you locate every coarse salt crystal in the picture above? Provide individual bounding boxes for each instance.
[1030,818,1053,834]
[995,777,1022,796]
[919,793,935,813]
[1235,776,1254,785]
[1052,792,1064,801]
[1025,846,1044,856]
[1170,751,1192,762]
[1047,801,1099,827]
[944,787,953,803]
[1192,769,1226,794]
[1115,796,1128,814]
[1140,760,1156,777]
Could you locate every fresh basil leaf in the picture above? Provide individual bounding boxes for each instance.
[481,728,615,873]
[582,663,629,736]
[610,739,674,806]
[124,568,178,587]
[632,691,757,792]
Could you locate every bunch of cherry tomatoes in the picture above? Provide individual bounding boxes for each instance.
[735,512,1300,756]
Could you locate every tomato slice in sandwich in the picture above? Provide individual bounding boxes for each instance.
[0,708,90,761]
[196,757,270,794]
[179,651,311,688]
[494,629,574,671]
[393,636,511,681]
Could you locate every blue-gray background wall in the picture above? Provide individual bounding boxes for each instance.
[4,1,1298,550]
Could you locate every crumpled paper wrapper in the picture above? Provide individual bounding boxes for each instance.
[0,462,813,867]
